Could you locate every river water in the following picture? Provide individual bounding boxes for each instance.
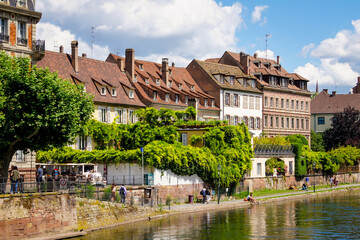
[76,190,360,239]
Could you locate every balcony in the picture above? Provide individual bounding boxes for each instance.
[0,33,9,43]
[17,37,28,46]
[31,39,45,61]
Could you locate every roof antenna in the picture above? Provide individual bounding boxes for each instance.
[91,26,95,58]
[265,34,271,59]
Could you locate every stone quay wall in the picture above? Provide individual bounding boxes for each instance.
[0,193,77,239]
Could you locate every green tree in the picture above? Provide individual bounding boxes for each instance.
[286,134,309,177]
[310,130,325,152]
[0,53,94,181]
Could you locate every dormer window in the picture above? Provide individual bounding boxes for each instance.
[264,63,271,69]
[133,74,137,82]
[169,69,172,75]
[230,76,235,85]
[191,85,195,91]
[145,78,149,84]
[156,79,160,86]
[18,0,26,7]
[251,80,256,88]
[179,84,183,90]
[185,96,189,105]
[111,88,116,96]
[101,87,106,95]
[139,64,143,70]
[254,61,260,67]
[243,79,247,87]
[175,94,179,103]
[204,99,208,107]
[129,90,134,98]
[220,75,224,84]
[153,91,157,101]
[211,99,215,108]
[165,93,169,102]
[168,81,172,88]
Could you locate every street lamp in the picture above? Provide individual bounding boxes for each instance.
[217,164,221,205]
[312,161,316,192]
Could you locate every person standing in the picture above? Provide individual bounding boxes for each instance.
[330,177,333,187]
[305,176,309,188]
[111,184,117,202]
[11,166,19,194]
[119,185,127,204]
[200,187,206,204]
[205,188,211,204]
[36,165,43,192]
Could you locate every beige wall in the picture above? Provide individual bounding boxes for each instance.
[249,157,295,178]
[311,113,333,133]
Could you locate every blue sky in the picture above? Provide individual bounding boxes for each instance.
[36,0,360,93]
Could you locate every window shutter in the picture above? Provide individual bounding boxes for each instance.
[98,107,102,121]
[86,136,92,151]
[123,110,127,124]
[75,137,80,150]
[107,107,111,123]
[230,116,234,125]
[230,94,234,107]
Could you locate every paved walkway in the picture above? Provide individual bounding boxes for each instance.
[168,183,360,212]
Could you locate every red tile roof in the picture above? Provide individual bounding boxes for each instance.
[36,51,145,107]
[311,90,360,114]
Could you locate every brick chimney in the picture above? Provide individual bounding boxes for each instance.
[116,58,125,72]
[240,52,250,74]
[323,89,328,94]
[71,41,79,73]
[172,62,175,67]
[331,91,336,97]
[125,49,135,81]
[59,45,64,53]
[254,53,258,59]
[162,58,169,87]
[277,56,280,64]
[82,53,87,58]
[357,76,360,84]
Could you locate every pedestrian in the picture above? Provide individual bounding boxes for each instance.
[200,187,206,204]
[119,184,127,204]
[330,176,333,187]
[10,166,19,194]
[334,177,338,186]
[36,165,43,192]
[305,176,309,188]
[246,192,257,204]
[111,184,117,202]
[206,188,211,204]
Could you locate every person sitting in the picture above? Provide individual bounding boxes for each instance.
[302,183,308,191]
[246,193,257,204]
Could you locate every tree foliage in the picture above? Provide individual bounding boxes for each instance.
[0,53,94,180]
[323,107,360,150]
[310,130,325,152]
[286,134,309,177]
[254,136,291,146]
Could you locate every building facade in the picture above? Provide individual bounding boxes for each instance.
[106,49,220,121]
[0,0,44,61]
[311,89,360,133]
[187,60,263,136]
[216,51,312,140]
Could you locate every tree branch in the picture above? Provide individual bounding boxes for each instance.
[9,128,40,150]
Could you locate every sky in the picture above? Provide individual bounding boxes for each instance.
[36,0,360,94]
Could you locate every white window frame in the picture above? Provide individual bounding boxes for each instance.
[181,133,187,146]
[15,150,25,162]
[211,99,215,108]
[175,94,179,103]
[129,90,134,99]
[243,95,248,109]
[101,87,106,96]
[18,21,26,41]
[204,99,208,107]
[153,91,157,101]
[225,93,230,106]
[116,108,123,123]
[165,93,169,102]
[129,110,135,124]
[249,96,254,109]
[0,18,8,36]
[264,96,268,108]
[111,88,116,96]
[156,79,160,86]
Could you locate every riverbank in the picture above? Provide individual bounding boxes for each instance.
[47,183,360,240]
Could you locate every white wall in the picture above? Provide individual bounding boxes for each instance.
[153,168,204,186]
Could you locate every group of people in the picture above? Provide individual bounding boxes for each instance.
[110,184,127,203]
[330,177,338,187]
[200,187,211,204]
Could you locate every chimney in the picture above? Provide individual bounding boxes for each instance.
[172,62,175,67]
[59,45,64,53]
[331,91,336,97]
[254,53,258,59]
[323,89,328,94]
[240,52,250,75]
[357,76,360,84]
[116,58,125,72]
[82,53,87,58]
[162,58,169,87]
[277,56,280,64]
[125,48,135,81]
[71,40,79,73]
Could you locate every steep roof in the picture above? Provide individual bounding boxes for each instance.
[107,54,219,111]
[36,51,145,107]
[193,60,262,94]
[311,90,360,114]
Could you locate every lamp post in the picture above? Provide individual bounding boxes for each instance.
[141,147,144,186]
[217,164,221,205]
[312,161,316,192]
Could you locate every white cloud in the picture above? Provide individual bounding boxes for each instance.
[301,43,315,57]
[251,5,268,24]
[295,58,359,87]
[37,0,244,63]
[37,22,110,60]
[254,49,276,60]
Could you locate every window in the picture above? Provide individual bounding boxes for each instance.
[139,64,143,70]
[275,98,279,109]
[306,102,309,112]
[165,93,169,102]
[289,161,293,175]
[191,85,195,91]
[129,110,135,123]
[249,96,254,109]
[286,99,289,110]
[153,91,158,101]
[291,118,294,129]
[168,81,172,88]
[234,94,238,107]
[18,22,26,44]
[296,101,299,110]
[243,95,248,109]
[181,133,187,146]
[15,150,25,162]
[270,97,274,108]
[281,99,284,109]
[116,109,123,123]
[281,78,287,87]
[243,116,248,126]
[251,80,256,88]
[243,79,247,87]
[99,107,108,123]
[257,163,261,176]
[156,79,160,85]
[264,116,268,128]
[225,93,230,106]
[301,119,304,129]
[255,97,260,110]
[318,117,325,125]
[179,84,183,90]
[101,87,106,95]
[18,0,26,7]
[286,118,289,129]
[296,119,299,129]
[169,69,172,75]
[226,115,230,123]
[264,96,268,108]
[220,75,224,84]
[111,88,116,96]
[211,99,215,108]
[234,116,238,125]
[145,78,149,84]
[270,116,273,128]
[306,119,309,130]
[230,76,235,85]
[256,118,260,129]
[175,94,179,103]
[250,117,254,129]
[275,117,279,128]
[185,96,189,105]
[301,101,304,111]
[291,100,294,110]
[0,18,8,38]
[78,136,87,150]
[129,90,134,98]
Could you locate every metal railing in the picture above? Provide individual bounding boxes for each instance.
[0,33,9,43]
[32,39,45,52]
[17,37,27,45]
[254,144,294,156]
[107,175,144,185]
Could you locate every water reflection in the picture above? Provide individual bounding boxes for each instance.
[76,191,360,240]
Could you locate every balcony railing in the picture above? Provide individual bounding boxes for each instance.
[33,39,45,52]
[0,33,9,43]
[254,144,294,157]
[17,37,27,45]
